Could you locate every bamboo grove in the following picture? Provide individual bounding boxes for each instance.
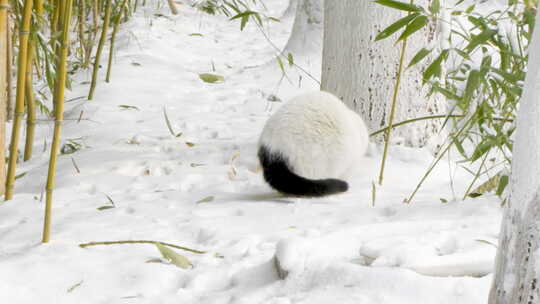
[0,0,157,242]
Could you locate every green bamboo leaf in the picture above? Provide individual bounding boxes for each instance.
[196,196,215,204]
[453,48,471,60]
[199,73,225,83]
[230,10,257,20]
[465,4,476,14]
[240,15,248,30]
[470,140,492,162]
[375,13,419,41]
[492,68,521,83]
[453,138,467,158]
[374,0,422,12]
[155,243,193,269]
[429,0,440,14]
[496,175,509,196]
[463,69,481,103]
[118,105,139,110]
[97,206,115,211]
[433,85,460,100]
[287,52,294,66]
[398,15,428,41]
[407,47,431,68]
[276,56,285,73]
[423,49,448,82]
[465,28,497,53]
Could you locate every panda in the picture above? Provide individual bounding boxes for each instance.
[258,90,369,197]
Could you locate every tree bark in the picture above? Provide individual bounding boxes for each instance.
[283,0,323,55]
[489,8,540,304]
[321,1,444,147]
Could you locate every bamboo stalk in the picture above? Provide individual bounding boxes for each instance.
[378,0,414,186]
[50,0,59,47]
[6,14,13,121]
[79,240,206,254]
[88,0,112,100]
[5,0,33,201]
[23,0,43,161]
[77,0,86,61]
[83,0,99,68]
[23,38,35,161]
[34,0,43,16]
[0,0,9,196]
[105,0,128,83]
[42,0,73,243]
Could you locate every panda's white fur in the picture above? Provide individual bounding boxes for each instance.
[258,91,369,196]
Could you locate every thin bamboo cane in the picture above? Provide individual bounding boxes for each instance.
[88,0,112,100]
[377,0,414,186]
[92,0,98,35]
[23,0,43,162]
[42,0,73,243]
[6,14,13,121]
[5,0,33,201]
[77,0,86,61]
[0,0,9,196]
[50,0,59,46]
[105,0,128,83]
[0,1,8,114]
[32,0,43,81]
[23,38,35,161]
[83,0,99,68]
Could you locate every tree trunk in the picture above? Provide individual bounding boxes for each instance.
[321,1,444,147]
[489,9,540,304]
[283,0,323,56]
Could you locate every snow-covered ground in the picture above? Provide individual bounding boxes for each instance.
[0,1,502,303]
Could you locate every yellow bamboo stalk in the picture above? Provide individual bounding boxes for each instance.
[34,0,43,16]
[92,0,98,36]
[105,0,128,83]
[23,39,35,161]
[0,0,9,196]
[23,0,43,162]
[6,14,13,121]
[88,0,112,100]
[42,0,73,243]
[77,0,86,60]
[5,0,33,201]
[51,0,59,43]
[32,0,43,79]
[378,0,414,186]
[54,0,66,54]
[83,0,98,68]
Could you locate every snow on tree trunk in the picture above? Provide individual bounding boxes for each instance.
[283,0,323,55]
[489,9,540,304]
[279,0,297,19]
[281,0,323,78]
[321,1,444,147]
